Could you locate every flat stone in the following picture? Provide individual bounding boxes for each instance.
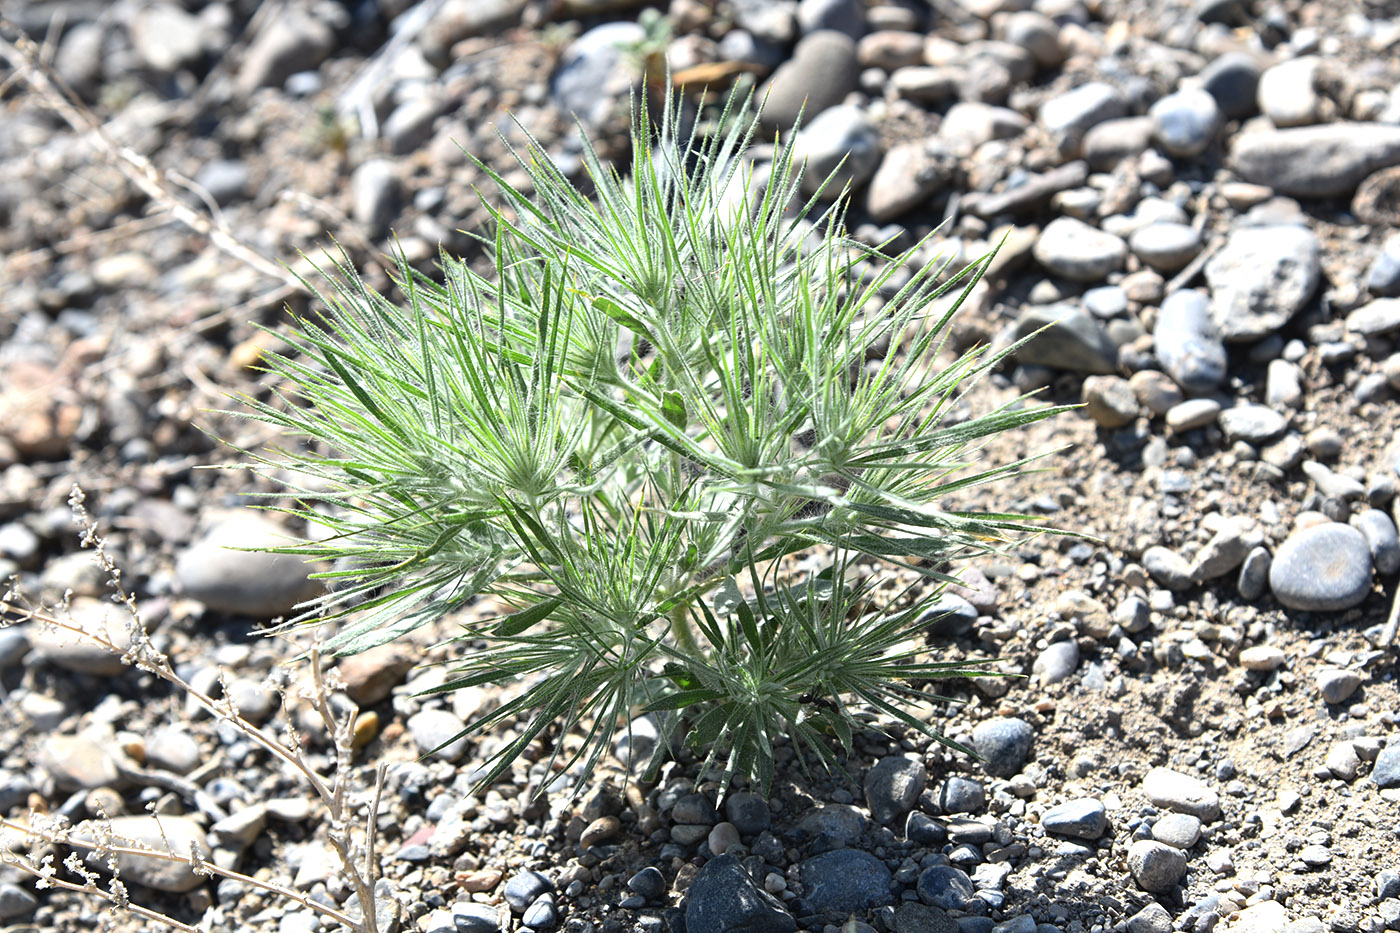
[1041,798,1107,839]
[1010,304,1118,374]
[1205,225,1321,342]
[1268,523,1374,612]
[1315,667,1363,705]
[794,105,881,199]
[1191,518,1257,581]
[1229,124,1400,198]
[866,140,954,222]
[1039,82,1128,154]
[1143,546,1193,591]
[1218,405,1288,443]
[1239,645,1286,670]
[1347,298,1400,336]
[1154,290,1227,392]
[686,854,796,933]
[1033,217,1128,282]
[176,513,322,619]
[1229,900,1288,933]
[1083,116,1155,170]
[39,730,121,791]
[1033,640,1079,685]
[1150,812,1201,849]
[1131,222,1201,272]
[795,849,893,915]
[1142,767,1220,821]
[28,596,132,676]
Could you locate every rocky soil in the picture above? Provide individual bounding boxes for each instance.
[2,1,1400,933]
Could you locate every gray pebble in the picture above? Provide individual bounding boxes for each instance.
[937,776,986,814]
[1040,798,1107,839]
[724,791,772,835]
[1153,290,1227,393]
[1375,743,1400,788]
[1130,223,1201,273]
[797,0,865,38]
[906,811,948,846]
[797,805,865,849]
[1191,518,1255,581]
[971,717,1034,777]
[1348,297,1400,337]
[350,159,401,239]
[1265,359,1304,408]
[1143,546,1193,591]
[1149,88,1220,158]
[865,756,927,824]
[0,883,36,920]
[919,592,979,637]
[407,709,470,762]
[760,30,859,131]
[1039,82,1128,154]
[236,7,334,93]
[796,849,893,915]
[1218,405,1288,443]
[74,816,210,892]
[1303,461,1366,500]
[794,105,881,199]
[1083,116,1155,171]
[685,854,796,933]
[0,625,30,669]
[1127,840,1187,894]
[1228,123,1400,200]
[1033,640,1079,685]
[1367,233,1400,297]
[1268,523,1374,612]
[1150,812,1201,849]
[1258,57,1321,128]
[1126,902,1173,933]
[866,140,954,222]
[916,865,977,911]
[1354,508,1400,574]
[193,159,250,206]
[452,902,502,933]
[1142,767,1220,821]
[1010,304,1119,374]
[1199,52,1260,119]
[628,867,667,901]
[521,893,558,930]
[1033,217,1128,282]
[1205,225,1321,342]
[1237,546,1272,601]
[1315,667,1363,705]
[1129,371,1183,416]
[1081,375,1139,429]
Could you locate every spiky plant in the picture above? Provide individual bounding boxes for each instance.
[235,90,1069,793]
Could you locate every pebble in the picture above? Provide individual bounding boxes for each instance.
[1303,460,1363,499]
[856,30,925,70]
[1130,223,1201,273]
[1218,404,1288,443]
[891,902,959,933]
[1033,217,1128,282]
[0,884,36,920]
[1129,371,1184,416]
[144,725,202,775]
[794,105,882,198]
[193,159,250,206]
[916,865,977,911]
[1040,798,1107,839]
[920,592,980,637]
[337,644,417,706]
[685,854,796,933]
[1229,123,1400,198]
[707,821,740,856]
[1033,640,1079,685]
[1191,517,1256,581]
[1367,233,1400,296]
[175,513,322,619]
[209,803,268,852]
[1127,840,1188,894]
[1039,82,1129,154]
[1347,298,1400,336]
[521,893,559,930]
[1268,522,1374,612]
[1315,667,1363,705]
[1199,52,1261,120]
[39,730,120,790]
[1325,741,1362,781]
[1142,546,1192,591]
[1142,767,1220,821]
[796,849,893,915]
[628,866,667,901]
[724,791,772,835]
[1354,508,1400,574]
[1205,225,1321,342]
[1239,645,1286,671]
[1257,57,1322,128]
[236,8,335,93]
[865,756,927,823]
[866,139,953,222]
[1083,116,1155,170]
[406,709,470,762]
[451,903,502,933]
[970,717,1034,777]
[1265,359,1304,408]
[27,596,131,676]
[1010,304,1119,374]
[760,30,859,131]
[938,776,986,814]
[1229,900,1288,933]
[1149,88,1221,158]
[797,805,865,849]
[906,811,948,846]
[350,159,401,240]
[1153,290,1227,393]
[796,0,865,38]
[1150,812,1201,849]
[1079,375,1138,429]
[1372,743,1400,788]
[1126,902,1173,933]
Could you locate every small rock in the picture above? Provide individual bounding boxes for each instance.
[1367,233,1400,297]
[970,718,1034,778]
[175,513,322,619]
[1257,57,1322,128]
[1372,743,1400,788]
[866,140,953,221]
[1130,223,1202,272]
[1039,82,1129,155]
[1265,359,1304,408]
[1229,124,1400,198]
[1127,840,1188,894]
[685,854,796,933]
[1269,523,1374,612]
[144,726,202,775]
[39,730,120,791]
[1200,52,1261,119]
[1126,902,1173,933]
[1153,290,1227,393]
[1033,217,1128,282]
[1238,546,1272,600]
[1218,405,1288,443]
[0,883,37,920]
[1082,375,1139,428]
[1033,640,1079,685]
[1150,812,1201,849]
[76,815,210,892]
[915,865,976,911]
[209,803,268,853]
[503,870,553,912]
[865,756,927,824]
[350,159,401,239]
[237,8,335,93]
[406,709,469,762]
[1142,767,1220,821]
[1010,304,1119,374]
[1191,518,1256,581]
[760,30,859,131]
[193,159,250,206]
[1149,88,1221,158]
[628,866,667,901]
[521,893,558,930]
[708,821,741,856]
[1354,508,1400,574]
[1325,741,1362,781]
[1205,225,1321,342]
[1143,546,1193,591]
[891,902,958,933]
[1041,798,1107,839]
[1315,667,1363,705]
[451,902,502,933]
[1129,370,1184,416]
[28,596,132,676]
[1083,116,1156,170]
[724,792,772,835]
[794,105,881,198]
[338,645,417,706]
[1229,901,1288,933]
[1347,298,1400,336]
[937,776,985,814]
[795,849,893,915]
[1239,645,1285,670]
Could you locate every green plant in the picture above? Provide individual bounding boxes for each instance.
[235,91,1069,794]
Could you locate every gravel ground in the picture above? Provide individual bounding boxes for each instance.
[2,2,1400,933]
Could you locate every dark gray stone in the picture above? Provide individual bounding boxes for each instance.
[795,849,893,915]
[865,757,927,824]
[685,854,796,933]
[0,884,37,920]
[1199,52,1261,119]
[724,792,772,836]
[937,776,985,814]
[1011,304,1119,374]
[521,893,558,930]
[628,867,667,901]
[503,870,553,912]
[452,902,502,933]
[1042,798,1107,839]
[919,592,979,637]
[1368,234,1400,297]
[915,865,976,911]
[970,718,1034,777]
[1127,840,1187,894]
[906,811,948,846]
[796,805,864,850]
[760,31,859,132]
[551,22,644,130]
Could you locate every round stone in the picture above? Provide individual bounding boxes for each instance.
[1142,546,1192,591]
[1033,217,1128,281]
[628,866,667,900]
[1082,375,1140,428]
[1315,667,1363,705]
[1033,640,1080,686]
[406,709,469,762]
[1142,767,1220,821]
[1150,812,1201,849]
[865,756,927,824]
[1354,508,1400,574]
[1128,840,1188,894]
[970,718,1034,778]
[1130,222,1202,272]
[1219,404,1288,443]
[916,865,976,911]
[724,792,772,836]
[796,850,893,915]
[937,776,986,814]
[503,870,553,912]
[1149,87,1221,158]
[1268,523,1374,612]
[1129,370,1184,416]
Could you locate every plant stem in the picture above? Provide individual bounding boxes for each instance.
[670,602,700,657]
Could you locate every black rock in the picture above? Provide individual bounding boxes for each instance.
[794,849,893,916]
[970,718,1035,778]
[915,865,977,911]
[504,870,554,912]
[684,855,796,933]
[724,792,772,836]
